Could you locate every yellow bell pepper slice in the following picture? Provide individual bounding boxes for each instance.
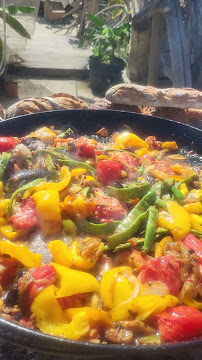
[0,199,10,217]
[52,262,100,298]
[71,168,87,177]
[29,127,56,144]
[0,240,41,267]
[48,240,73,267]
[179,183,188,196]
[155,236,173,258]
[109,295,179,322]
[100,266,138,310]
[0,225,27,240]
[190,214,202,232]
[161,141,178,150]
[136,148,149,157]
[184,202,202,214]
[65,307,112,327]
[114,132,149,150]
[188,189,202,202]
[34,167,71,192]
[71,240,103,270]
[33,190,61,234]
[31,285,89,340]
[158,201,191,241]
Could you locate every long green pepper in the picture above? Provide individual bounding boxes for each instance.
[143,206,158,253]
[107,182,151,201]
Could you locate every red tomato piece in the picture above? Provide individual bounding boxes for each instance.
[27,264,56,305]
[93,194,126,223]
[57,293,85,309]
[76,137,95,158]
[0,137,17,151]
[0,257,17,287]
[138,255,181,296]
[139,153,154,166]
[154,161,173,174]
[157,306,202,342]
[183,233,202,265]
[11,197,38,230]
[97,160,122,185]
[110,152,138,179]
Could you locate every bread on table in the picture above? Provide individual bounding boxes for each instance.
[90,98,141,113]
[6,93,88,118]
[106,84,202,110]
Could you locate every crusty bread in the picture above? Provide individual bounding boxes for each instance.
[6,93,89,119]
[142,107,202,123]
[91,98,141,113]
[106,84,202,109]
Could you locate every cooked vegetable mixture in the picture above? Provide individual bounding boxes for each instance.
[0,127,201,345]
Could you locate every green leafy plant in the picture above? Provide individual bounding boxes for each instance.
[0,5,35,63]
[80,13,131,64]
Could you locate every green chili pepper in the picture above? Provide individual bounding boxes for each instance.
[103,242,131,252]
[156,227,170,239]
[35,149,71,161]
[162,194,172,201]
[8,178,45,214]
[143,206,158,253]
[137,164,145,176]
[108,190,156,248]
[177,174,196,189]
[171,186,186,205]
[45,154,58,180]
[79,220,121,235]
[107,182,150,201]
[154,179,174,197]
[58,159,96,176]
[109,211,148,249]
[190,229,202,238]
[0,152,11,181]
[104,149,137,158]
[155,198,168,210]
[63,219,77,236]
[80,187,90,197]
[137,335,161,345]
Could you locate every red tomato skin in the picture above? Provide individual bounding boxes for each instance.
[154,160,173,174]
[0,257,17,287]
[11,197,38,230]
[110,152,138,179]
[76,137,95,158]
[97,160,122,185]
[26,264,56,305]
[157,306,202,342]
[183,234,202,265]
[138,255,181,296]
[0,137,16,151]
[145,136,162,150]
[93,194,126,223]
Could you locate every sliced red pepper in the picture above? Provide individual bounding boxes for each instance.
[183,233,202,265]
[97,160,122,185]
[0,137,17,151]
[157,306,202,342]
[11,197,38,230]
[0,256,17,287]
[138,255,181,296]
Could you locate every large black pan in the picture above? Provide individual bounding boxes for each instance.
[0,110,201,360]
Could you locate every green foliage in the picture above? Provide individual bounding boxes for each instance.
[7,6,35,15]
[80,14,131,64]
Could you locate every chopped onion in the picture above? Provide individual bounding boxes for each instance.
[15,143,31,157]
[139,281,169,297]
[119,271,140,305]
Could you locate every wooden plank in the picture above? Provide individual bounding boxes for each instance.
[147,13,161,86]
[164,0,192,87]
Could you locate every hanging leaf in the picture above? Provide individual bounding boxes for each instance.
[86,13,106,27]
[0,12,31,39]
[7,6,18,15]
[16,6,35,14]
[0,38,3,64]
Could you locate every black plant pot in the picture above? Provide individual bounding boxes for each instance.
[89,56,125,93]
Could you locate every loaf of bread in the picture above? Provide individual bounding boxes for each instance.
[106,84,202,109]
[91,98,141,113]
[142,107,202,123]
[6,93,88,119]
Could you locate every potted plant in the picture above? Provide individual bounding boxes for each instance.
[80,14,131,93]
[0,5,35,98]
